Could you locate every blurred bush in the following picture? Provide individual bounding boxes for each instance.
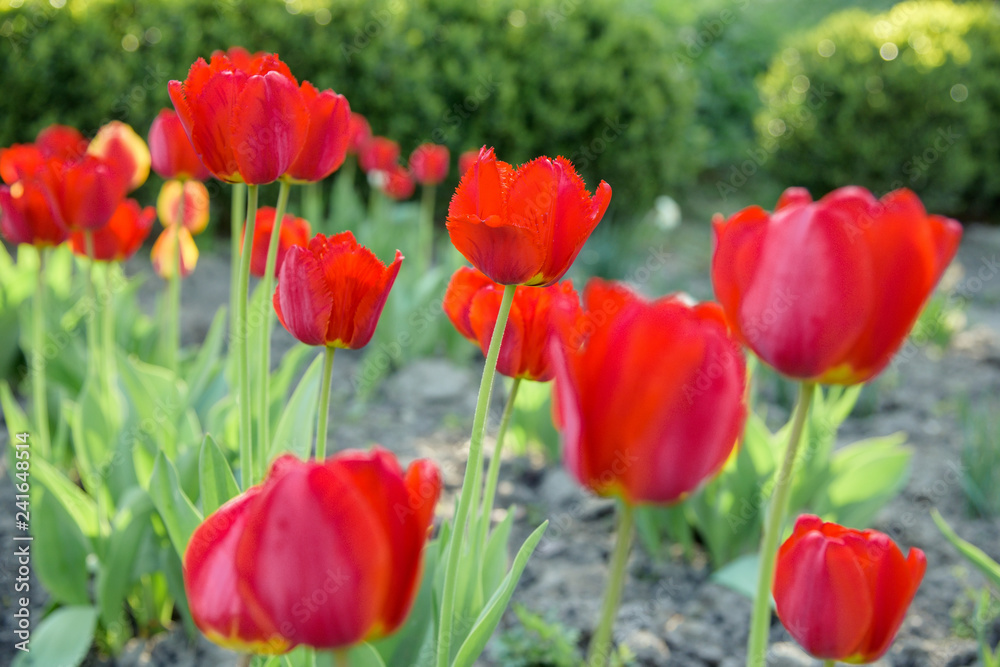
[755,0,1000,218]
[0,0,700,217]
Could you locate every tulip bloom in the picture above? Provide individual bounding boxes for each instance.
[169,52,309,184]
[0,179,67,247]
[38,155,129,232]
[35,125,88,161]
[70,199,154,262]
[711,186,962,385]
[184,449,441,651]
[243,206,311,278]
[157,179,211,234]
[273,231,402,348]
[773,515,926,663]
[381,164,415,201]
[347,113,372,155]
[0,144,44,185]
[409,143,450,186]
[552,279,746,504]
[148,109,211,181]
[457,149,479,178]
[447,147,611,287]
[358,136,400,174]
[285,82,351,183]
[151,224,199,279]
[87,121,151,193]
[444,266,580,381]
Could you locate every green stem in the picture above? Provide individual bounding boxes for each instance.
[418,183,436,273]
[314,346,336,460]
[436,283,516,667]
[237,184,259,489]
[477,377,522,549]
[83,233,100,385]
[330,157,356,234]
[101,263,119,410]
[746,381,816,667]
[587,501,635,667]
[165,184,184,372]
[257,180,292,476]
[334,649,349,667]
[30,249,50,458]
[303,181,322,227]
[230,182,246,364]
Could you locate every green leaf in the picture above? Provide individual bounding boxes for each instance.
[269,352,323,462]
[452,521,548,667]
[117,352,186,461]
[711,553,765,603]
[149,451,203,559]
[11,605,97,667]
[69,378,118,495]
[96,489,154,627]
[345,644,387,667]
[1,381,32,456]
[931,509,1000,591]
[822,433,910,528]
[481,511,514,600]
[184,306,228,410]
[199,434,240,516]
[161,542,197,639]
[30,456,98,536]
[31,485,92,605]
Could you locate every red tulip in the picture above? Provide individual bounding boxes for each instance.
[0,179,67,247]
[358,136,399,174]
[380,164,415,201]
[35,125,88,161]
[242,206,312,278]
[69,199,154,262]
[447,147,611,287]
[347,113,372,155]
[711,186,962,385]
[168,52,309,184]
[157,180,211,235]
[773,515,926,663]
[552,279,746,504]
[409,143,450,186]
[184,449,441,651]
[87,121,151,193]
[273,231,402,348]
[151,224,199,279]
[444,266,580,381]
[184,485,290,655]
[148,109,211,181]
[285,82,351,183]
[38,155,129,231]
[0,144,45,185]
[457,149,479,178]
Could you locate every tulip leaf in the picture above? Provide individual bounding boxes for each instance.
[161,541,197,639]
[931,509,1000,591]
[452,521,548,667]
[97,488,154,627]
[30,456,99,537]
[198,434,240,516]
[346,643,387,667]
[711,553,770,604]
[30,484,93,606]
[149,451,203,559]
[184,306,228,415]
[269,352,324,461]
[820,433,910,528]
[482,511,514,599]
[11,605,97,667]
[117,352,187,461]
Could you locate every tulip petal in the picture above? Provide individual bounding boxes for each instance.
[274,245,333,346]
[443,266,492,341]
[188,68,245,182]
[232,71,309,184]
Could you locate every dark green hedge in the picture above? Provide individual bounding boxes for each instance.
[0,0,700,217]
[755,0,1000,218]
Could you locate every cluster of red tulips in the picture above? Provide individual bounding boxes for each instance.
[0,43,965,667]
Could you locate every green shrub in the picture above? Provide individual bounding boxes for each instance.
[0,0,699,217]
[755,1,1000,218]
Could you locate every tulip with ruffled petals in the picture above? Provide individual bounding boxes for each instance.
[444,266,580,381]
[184,449,441,651]
[87,121,151,192]
[168,52,309,184]
[273,231,402,349]
[70,199,154,262]
[711,186,962,385]
[152,224,199,279]
[157,180,211,234]
[149,109,211,181]
[553,279,747,504]
[285,82,351,183]
[0,179,67,247]
[447,147,611,287]
[773,515,926,664]
[243,207,311,278]
[409,143,450,186]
